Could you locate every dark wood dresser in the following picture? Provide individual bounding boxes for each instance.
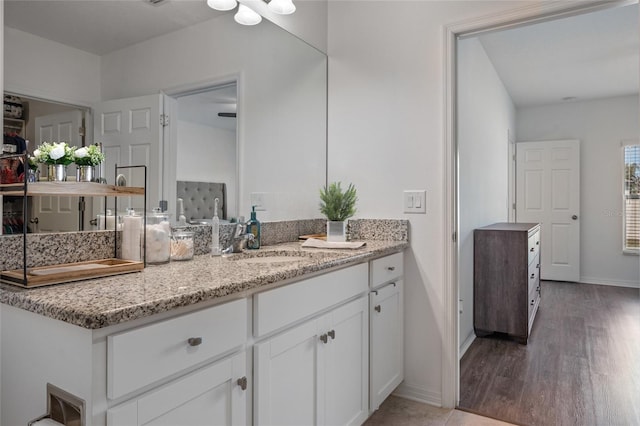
[474,222,541,344]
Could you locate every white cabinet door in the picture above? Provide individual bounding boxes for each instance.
[107,351,247,426]
[370,280,404,411]
[254,296,368,426]
[324,296,369,426]
[254,317,324,426]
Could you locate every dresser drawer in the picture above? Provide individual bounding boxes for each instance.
[527,255,540,296]
[528,230,540,265]
[254,263,368,337]
[370,252,403,289]
[108,298,247,399]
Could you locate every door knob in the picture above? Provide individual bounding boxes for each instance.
[319,334,328,344]
[328,329,335,340]
[572,215,578,220]
[29,217,39,224]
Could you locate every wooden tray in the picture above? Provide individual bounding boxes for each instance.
[299,233,327,241]
[1,258,144,288]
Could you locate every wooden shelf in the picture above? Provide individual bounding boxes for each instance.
[1,258,144,288]
[0,181,144,197]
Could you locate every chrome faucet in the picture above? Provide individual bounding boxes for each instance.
[223,223,255,254]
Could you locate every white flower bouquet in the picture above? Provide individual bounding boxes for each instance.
[74,144,105,166]
[33,142,75,166]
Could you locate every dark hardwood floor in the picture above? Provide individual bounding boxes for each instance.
[459,281,640,426]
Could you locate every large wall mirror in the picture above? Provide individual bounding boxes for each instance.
[2,0,327,234]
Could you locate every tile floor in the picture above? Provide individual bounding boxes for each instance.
[364,396,515,426]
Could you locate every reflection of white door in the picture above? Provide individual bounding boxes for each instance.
[516,140,580,282]
[33,110,84,232]
[93,95,164,216]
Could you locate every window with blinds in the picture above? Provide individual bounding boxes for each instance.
[624,144,639,253]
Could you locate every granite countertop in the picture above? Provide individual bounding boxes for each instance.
[0,240,407,330]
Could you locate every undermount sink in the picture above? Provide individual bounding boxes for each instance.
[223,250,340,265]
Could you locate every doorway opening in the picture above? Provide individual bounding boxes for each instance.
[443,0,638,413]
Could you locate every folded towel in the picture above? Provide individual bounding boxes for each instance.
[301,238,366,249]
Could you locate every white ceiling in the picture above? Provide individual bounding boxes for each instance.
[4,1,639,108]
[478,3,639,108]
[4,0,226,55]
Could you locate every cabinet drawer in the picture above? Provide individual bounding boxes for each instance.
[528,230,540,264]
[108,298,247,399]
[370,252,403,289]
[527,257,540,296]
[254,263,368,337]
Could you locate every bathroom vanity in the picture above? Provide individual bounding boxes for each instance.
[0,240,406,425]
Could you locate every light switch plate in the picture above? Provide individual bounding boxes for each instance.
[250,192,267,211]
[404,190,426,214]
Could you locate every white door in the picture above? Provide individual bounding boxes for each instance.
[370,281,403,412]
[516,140,580,282]
[254,318,323,426]
[93,95,164,215]
[325,296,369,426]
[32,110,84,232]
[107,351,247,426]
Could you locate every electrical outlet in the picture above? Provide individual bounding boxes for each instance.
[250,192,267,211]
[404,190,426,214]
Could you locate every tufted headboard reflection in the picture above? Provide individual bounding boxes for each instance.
[177,181,227,221]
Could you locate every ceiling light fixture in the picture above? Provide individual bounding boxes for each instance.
[207,0,237,11]
[267,0,295,15]
[207,0,295,25]
[234,4,262,25]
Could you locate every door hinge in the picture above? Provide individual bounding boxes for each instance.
[452,232,457,243]
[78,198,86,212]
[512,203,516,210]
[79,126,86,137]
[160,114,170,127]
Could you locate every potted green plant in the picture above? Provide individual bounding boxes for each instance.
[33,141,75,181]
[73,144,105,182]
[319,182,357,242]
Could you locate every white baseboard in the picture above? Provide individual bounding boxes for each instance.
[393,382,442,407]
[579,276,639,289]
[459,333,476,359]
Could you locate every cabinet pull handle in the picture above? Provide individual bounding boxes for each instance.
[386,266,396,271]
[531,299,535,306]
[319,334,328,344]
[237,376,248,391]
[374,305,381,313]
[328,329,336,340]
[187,337,202,347]
[530,273,535,279]
[536,241,540,245]
[530,247,535,252]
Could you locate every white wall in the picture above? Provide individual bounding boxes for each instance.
[3,27,100,106]
[457,37,515,354]
[517,95,640,287]
[327,0,538,406]
[244,0,328,53]
[176,120,238,219]
[101,13,326,221]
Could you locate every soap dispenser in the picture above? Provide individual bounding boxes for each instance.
[246,206,261,249]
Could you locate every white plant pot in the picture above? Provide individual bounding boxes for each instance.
[326,220,347,242]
